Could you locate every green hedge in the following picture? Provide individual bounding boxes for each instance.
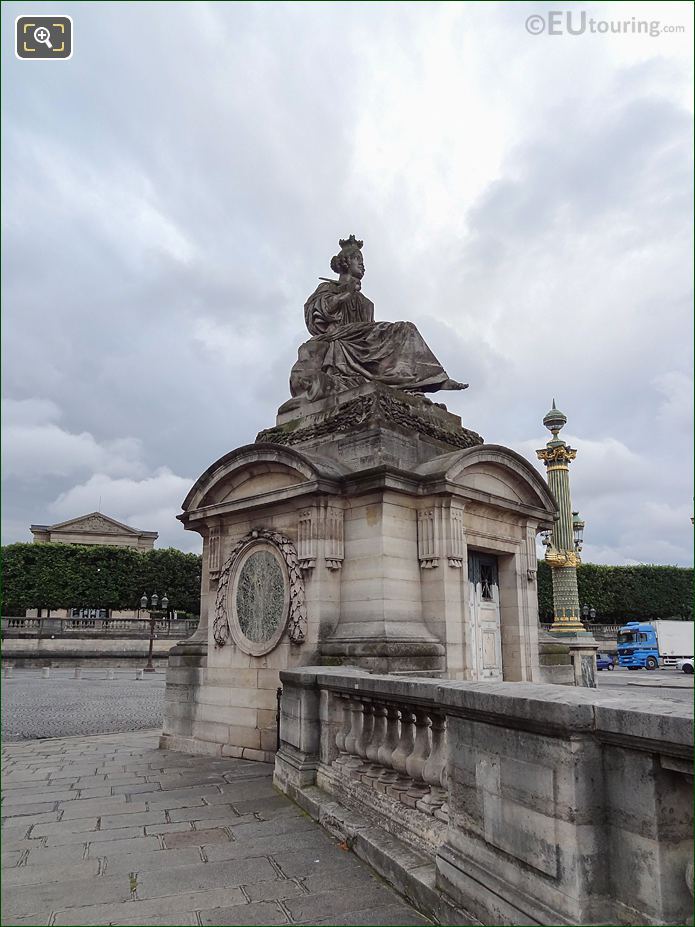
[538,560,693,623]
[3,542,691,626]
[2,544,201,615]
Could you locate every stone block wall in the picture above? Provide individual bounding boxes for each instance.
[161,643,283,761]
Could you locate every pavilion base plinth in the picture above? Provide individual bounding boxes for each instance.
[321,637,446,675]
[544,624,599,688]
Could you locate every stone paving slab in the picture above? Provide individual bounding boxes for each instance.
[1,730,431,926]
[2,860,102,887]
[313,904,434,926]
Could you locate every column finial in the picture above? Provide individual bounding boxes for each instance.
[543,401,567,438]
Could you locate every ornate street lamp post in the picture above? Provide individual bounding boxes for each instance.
[582,604,597,624]
[536,402,586,633]
[140,592,169,673]
[536,402,598,688]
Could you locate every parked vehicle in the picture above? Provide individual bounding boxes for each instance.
[596,654,615,671]
[676,657,694,675]
[617,620,694,670]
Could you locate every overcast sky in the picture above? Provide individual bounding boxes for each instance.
[2,1,693,566]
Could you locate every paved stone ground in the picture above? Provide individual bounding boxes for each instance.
[1,730,431,927]
[597,666,694,704]
[1,670,165,742]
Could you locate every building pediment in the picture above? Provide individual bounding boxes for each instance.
[52,513,139,535]
[31,512,157,540]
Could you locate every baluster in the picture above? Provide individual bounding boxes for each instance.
[363,704,387,783]
[386,708,415,798]
[417,713,447,814]
[375,704,401,792]
[343,697,364,769]
[353,699,374,779]
[333,695,351,767]
[402,709,431,808]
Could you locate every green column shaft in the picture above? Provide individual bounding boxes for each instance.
[546,466,574,552]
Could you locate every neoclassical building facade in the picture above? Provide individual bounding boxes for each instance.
[27,512,158,620]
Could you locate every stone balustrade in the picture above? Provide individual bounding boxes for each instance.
[1,616,199,639]
[329,691,450,830]
[274,667,693,926]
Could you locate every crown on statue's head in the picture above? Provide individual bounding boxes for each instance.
[338,235,363,252]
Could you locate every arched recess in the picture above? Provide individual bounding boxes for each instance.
[182,443,348,513]
[417,444,556,516]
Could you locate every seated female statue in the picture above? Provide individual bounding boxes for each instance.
[287,235,467,405]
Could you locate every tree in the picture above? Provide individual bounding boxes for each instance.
[2,544,201,616]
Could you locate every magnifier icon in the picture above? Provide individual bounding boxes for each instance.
[33,26,53,49]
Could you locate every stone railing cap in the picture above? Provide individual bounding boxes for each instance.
[279,665,366,687]
[278,669,693,747]
[593,698,693,747]
[318,671,442,703]
[436,682,692,743]
[434,681,600,731]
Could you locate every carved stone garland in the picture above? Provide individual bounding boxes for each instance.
[213,529,307,648]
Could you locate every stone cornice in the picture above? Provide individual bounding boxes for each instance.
[179,463,555,530]
[178,479,336,527]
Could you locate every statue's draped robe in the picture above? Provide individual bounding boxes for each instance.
[289,281,453,400]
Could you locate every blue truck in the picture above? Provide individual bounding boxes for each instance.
[617,620,694,670]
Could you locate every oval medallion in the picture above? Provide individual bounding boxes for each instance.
[236,550,286,644]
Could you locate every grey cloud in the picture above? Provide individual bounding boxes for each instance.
[2,1,692,566]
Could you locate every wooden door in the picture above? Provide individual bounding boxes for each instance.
[468,552,502,680]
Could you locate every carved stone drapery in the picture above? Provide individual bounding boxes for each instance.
[418,502,467,569]
[323,503,344,570]
[208,524,221,580]
[298,510,316,570]
[449,506,465,568]
[526,525,538,582]
[297,504,344,571]
[417,509,440,568]
[212,529,307,648]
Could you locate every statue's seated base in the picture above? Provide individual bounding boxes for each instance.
[257,382,484,470]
